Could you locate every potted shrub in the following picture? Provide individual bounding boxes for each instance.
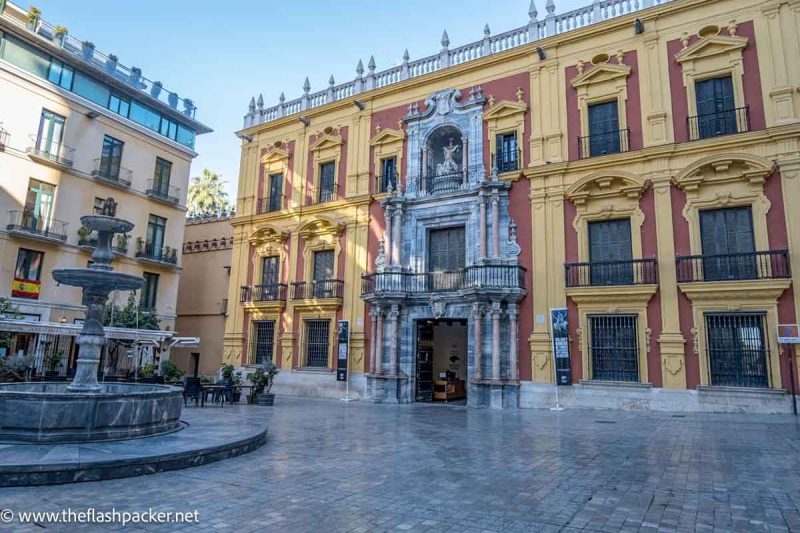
[77,224,91,244]
[81,41,95,61]
[114,233,128,253]
[168,91,179,108]
[161,360,184,382]
[106,54,118,74]
[250,361,279,406]
[129,66,142,87]
[150,81,163,99]
[26,6,40,31]
[138,362,157,382]
[183,98,195,116]
[53,25,67,45]
[135,236,144,255]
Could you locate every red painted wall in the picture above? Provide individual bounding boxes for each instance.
[508,179,533,380]
[480,72,532,170]
[667,21,765,144]
[563,199,581,381]
[370,103,413,193]
[640,186,662,387]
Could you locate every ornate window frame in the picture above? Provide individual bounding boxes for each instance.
[369,124,405,196]
[246,224,289,312]
[673,24,749,119]
[484,89,527,179]
[296,315,337,370]
[247,318,281,365]
[570,54,631,139]
[309,129,344,202]
[297,217,345,290]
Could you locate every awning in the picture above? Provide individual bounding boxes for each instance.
[0,319,172,343]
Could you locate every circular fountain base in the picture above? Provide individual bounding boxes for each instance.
[0,383,183,443]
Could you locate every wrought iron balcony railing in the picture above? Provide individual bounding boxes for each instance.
[410,170,468,196]
[687,106,749,141]
[565,258,658,287]
[578,128,630,159]
[240,284,288,303]
[145,180,180,204]
[0,124,9,150]
[256,195,284,214]
[291,280,345,300]
[361,265,526,295]
[491,148,521,173]
[375,173,398,194]
[7,210,68,242]
[307,186,337,205]
[135,242,178,265]
[676,250,790,283]
[27,134,75,167]
[92,158,133,188]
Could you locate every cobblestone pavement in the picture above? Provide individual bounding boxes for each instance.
[3,397,800,532]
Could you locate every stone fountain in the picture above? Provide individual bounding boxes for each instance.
[0,198,183,443]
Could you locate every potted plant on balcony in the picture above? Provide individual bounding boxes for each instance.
[81,40,95,61]
[26,6,40,31]
[53,25,67,46]
[168,91,179,109]
[114,233,128,253]
[150,80,163,99]
[106,54,118,74]
[77,224,91,244]
[128,66,143,88]
[135,236,144,255]
[183,98,195,117]
[250,361,279,406]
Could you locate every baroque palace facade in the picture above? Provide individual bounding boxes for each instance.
[227,0,800,411]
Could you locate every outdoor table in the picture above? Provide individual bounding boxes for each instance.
[200,384,253,407]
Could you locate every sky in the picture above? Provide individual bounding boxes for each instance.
[31,0,588,200]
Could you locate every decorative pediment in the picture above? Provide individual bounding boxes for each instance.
[260,144,290,164]
[297,217,345,241]
[484,95,528,121]
[309,132,344,153]
[571,62,631,89]
[369,127,405,147]
[674,35,748,64]
[566,172,648,207]
[249,225,289,245]
[673,154,772,193]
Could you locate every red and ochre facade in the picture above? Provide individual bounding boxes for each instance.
[227,0,800,411]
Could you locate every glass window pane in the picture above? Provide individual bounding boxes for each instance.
[176,125,195,149]
[130,102,161,132]
[73,72,110,107]
[1,34,50,78]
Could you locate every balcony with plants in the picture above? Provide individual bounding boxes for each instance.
[134,237,178,267]
[76,224,128,255]
[7,209,68,243]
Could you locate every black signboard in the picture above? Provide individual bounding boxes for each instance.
[336,320,349,382]
[550,308,572,386]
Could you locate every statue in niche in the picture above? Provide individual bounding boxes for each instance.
[436,139,461,176]
[375,236,386,272]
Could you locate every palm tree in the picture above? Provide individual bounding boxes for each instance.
[187,169,232,216]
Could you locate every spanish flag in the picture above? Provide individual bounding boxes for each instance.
[11,278,40,299]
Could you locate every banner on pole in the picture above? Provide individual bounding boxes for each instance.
[336,320,350,381]
[549,308,571,385]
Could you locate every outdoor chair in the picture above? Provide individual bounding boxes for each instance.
[183,377,201,407]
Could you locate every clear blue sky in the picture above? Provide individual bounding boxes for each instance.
[32,0,587,199]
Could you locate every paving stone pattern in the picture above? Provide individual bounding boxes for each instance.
[2,397,800,532]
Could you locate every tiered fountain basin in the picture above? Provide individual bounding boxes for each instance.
[0,382,183,443]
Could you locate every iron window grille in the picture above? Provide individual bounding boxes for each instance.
[589,314,639,382]
[251,320,275,365]
[705,313,769,388]
[304,319,330,368]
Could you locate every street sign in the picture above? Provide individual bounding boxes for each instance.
[550,308,571,386]
[778,324,800,344]
[336,320,350,381]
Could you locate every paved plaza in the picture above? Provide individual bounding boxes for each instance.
[3,397,800,532]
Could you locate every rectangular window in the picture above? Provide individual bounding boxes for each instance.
[12,248,43,300]
[24,178,55,232]
[495,132,518,172]
[588,218,633,285]
[72,71,110,107]
[98,135,124,180]
[589,314,639,382]
[159,117,178,140]
[0,33,49,78]
[694,76,737,140]
[146,214,167,257]
[129,101,161,132]
[428,226,466,291]
[318,162,336,202]
[699,207,756,281]
[141,272,159,310]
[252,321,275,364]
[176,125,196,149]
[153,157,172,194]
[261,256,279,287]
[93,197,105,215]
[587,101,621,157]
[47,59,73,90]
[312,250,335,298]
[705,313,768,388]
[268,173,283,212]
[36,109,65,157]
[379,157,397,192]
[109,93,130,117]
[304,319,330,368]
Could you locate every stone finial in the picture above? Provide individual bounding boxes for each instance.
[616,50,624,64]
[356,59,364,77]
[256,93,264,109]
[487,94,496,107]
[303,77,311,94]
[516,87,524,102]
[577,59,585,74]
[376,123,382,133]
[728,20,738,36]
[546,0,555,15]
[441,29,450,49]
[248,97,256,113]
[529,0,538,21]
[484,24,491,37]
[681,32,689,49]
[279,92,285,104]
[329,75,335,87]
[403,49,410,62]
[368,55,376,73]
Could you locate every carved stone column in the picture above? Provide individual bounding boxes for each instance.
[369,305,379,373]
[375,306,385,375]
[491,301,502,380]
[388,304,400,375]
[507,303,519,381]
[472,303,483,380]
[491,191,500,258]
[384,205,393,268]
[392,205,403,267]
[479,191,487,261]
